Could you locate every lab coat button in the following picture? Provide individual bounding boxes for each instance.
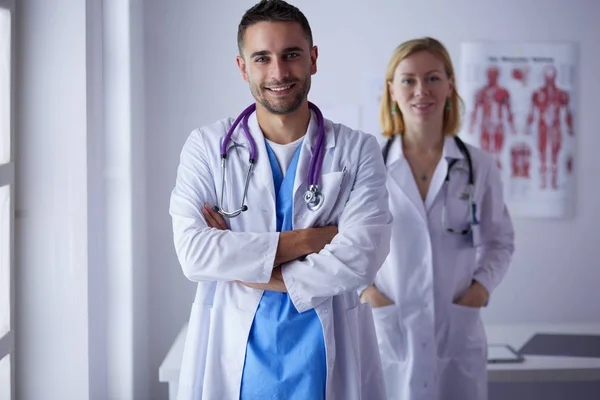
[323,309,328,313]
[422,342,427,349]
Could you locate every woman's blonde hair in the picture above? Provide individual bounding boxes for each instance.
[379,37,464,138]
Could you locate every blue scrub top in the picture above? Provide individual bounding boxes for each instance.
[239,140,327,400]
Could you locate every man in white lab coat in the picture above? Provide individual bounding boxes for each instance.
[169,1,392,399]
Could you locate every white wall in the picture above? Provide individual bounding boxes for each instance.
[143,0,600,397]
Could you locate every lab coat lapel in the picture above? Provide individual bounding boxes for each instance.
[388,159,428,223]
[293,135,312,201]
[292,110,335,197]
[246,112,276,203]
[385,136,428,223]
[425,136,465,212]
[425,157,448,212]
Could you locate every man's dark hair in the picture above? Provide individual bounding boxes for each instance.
[237,0,313,55]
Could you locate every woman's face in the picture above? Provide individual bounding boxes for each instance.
[389,51,453,128]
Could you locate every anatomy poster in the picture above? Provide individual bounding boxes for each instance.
[459,42,578,218]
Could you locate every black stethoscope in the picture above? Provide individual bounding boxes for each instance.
[382,135,479,234]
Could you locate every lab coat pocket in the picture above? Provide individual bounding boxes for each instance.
[345,303,384,386]
[371,304,407,363]
[178,302,213,398]
[202,304,257,399]
[309,170,348,226]
[448,303,485,355]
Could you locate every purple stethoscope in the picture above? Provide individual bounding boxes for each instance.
[213,101,327,218]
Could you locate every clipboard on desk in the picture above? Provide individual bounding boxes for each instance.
[487,343,525,364]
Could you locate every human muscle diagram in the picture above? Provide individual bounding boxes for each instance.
[525,64,574,190]
[468,66,517,170]
[460,42,578,218]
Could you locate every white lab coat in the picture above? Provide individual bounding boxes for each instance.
[371,135,514,400]
[169,109,393,400]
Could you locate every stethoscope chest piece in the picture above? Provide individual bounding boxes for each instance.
[303,184,324,211]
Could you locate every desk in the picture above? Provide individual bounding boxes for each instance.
[485,323,600,382]
[159,323,600,399]
[159,326,188,400]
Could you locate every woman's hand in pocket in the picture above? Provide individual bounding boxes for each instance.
[454,280,489,308]
[360,285,394,308]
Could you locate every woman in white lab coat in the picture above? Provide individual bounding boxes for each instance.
[360,37,515,400]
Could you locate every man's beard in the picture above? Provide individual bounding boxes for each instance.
[250,75,311,115]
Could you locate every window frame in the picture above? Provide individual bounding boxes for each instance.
[0,0,16,399]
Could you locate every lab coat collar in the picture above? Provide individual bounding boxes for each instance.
[224,105,336,205]
[246,107,337,200]
[386,134,464,165]
[386,135,465,223]
[309,108,336,151]
[226,105,335,152]
[443,135,464,161]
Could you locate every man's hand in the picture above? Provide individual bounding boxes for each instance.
[234,267,287,293]
[360,285,394,308]
[303,226,338,255]
[202,204,338,293]
[202,204,228,230]
[202,205,286,291]
[454,280,489,308]
[203,203,338,261]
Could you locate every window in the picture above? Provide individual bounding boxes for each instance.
[0,1,14,399]
[0,7,9,164]
[0,354,9,400]
[0,186,8,338]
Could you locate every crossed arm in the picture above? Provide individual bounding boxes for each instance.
[202,204,338,292]
[170,129,341,287]
[171,129,391,312]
